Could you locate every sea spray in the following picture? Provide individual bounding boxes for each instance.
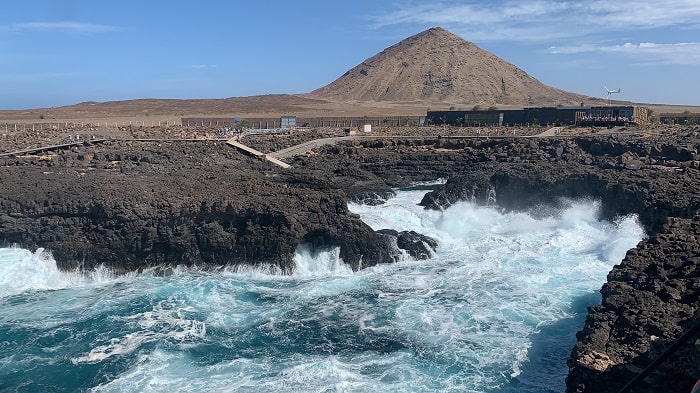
[0,247,121,298]
[292,244,353,277]
[0,189,645,393]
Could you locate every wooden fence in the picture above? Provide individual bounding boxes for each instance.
[1,120,180,133]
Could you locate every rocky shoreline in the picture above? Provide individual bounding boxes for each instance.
[1,125,698,391]
[411,131,700,392]
[0,137,438,273]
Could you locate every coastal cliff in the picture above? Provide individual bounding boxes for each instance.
[0,139,434,273]
[414,130,700,392]
[0,126,698,391]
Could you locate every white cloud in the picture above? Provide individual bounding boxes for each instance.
[549,42,700,65]
[9,21,116,33]
[371,0,700,42]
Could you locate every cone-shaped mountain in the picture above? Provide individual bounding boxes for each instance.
[311,27,590,106]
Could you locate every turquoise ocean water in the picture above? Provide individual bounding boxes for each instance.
[0,189,644,392]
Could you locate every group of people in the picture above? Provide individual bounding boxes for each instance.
[214,127,244,139]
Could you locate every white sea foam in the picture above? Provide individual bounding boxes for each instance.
[0,188,646,393]
[88,350,379,393]
[292,244,353,277]
[0,247,81,298]
[348,190,645,386]
[0,246,127,298]
[73,301,206,364]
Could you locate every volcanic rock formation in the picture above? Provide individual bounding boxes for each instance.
[0,27,615,122]
[1,125,699,393]
[0,138,441,273]
[411,131,700,393]
[311,27,592,107]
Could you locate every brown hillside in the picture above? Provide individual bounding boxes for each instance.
[3,27,696,122]
[310,27,594,107]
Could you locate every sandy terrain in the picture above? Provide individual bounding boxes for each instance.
[0,27,697,126]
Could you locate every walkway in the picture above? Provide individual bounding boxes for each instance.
[0,128,570,166]
[226,139,291,169]
[270,128,569,159]
[0,139,107,158]
[271,136,353,160]
[534,127,563,137]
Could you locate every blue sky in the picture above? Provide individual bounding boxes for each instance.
[2,0,699,109]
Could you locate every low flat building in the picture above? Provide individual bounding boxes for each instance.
[426,105,650,127]
[659,112,700,125]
